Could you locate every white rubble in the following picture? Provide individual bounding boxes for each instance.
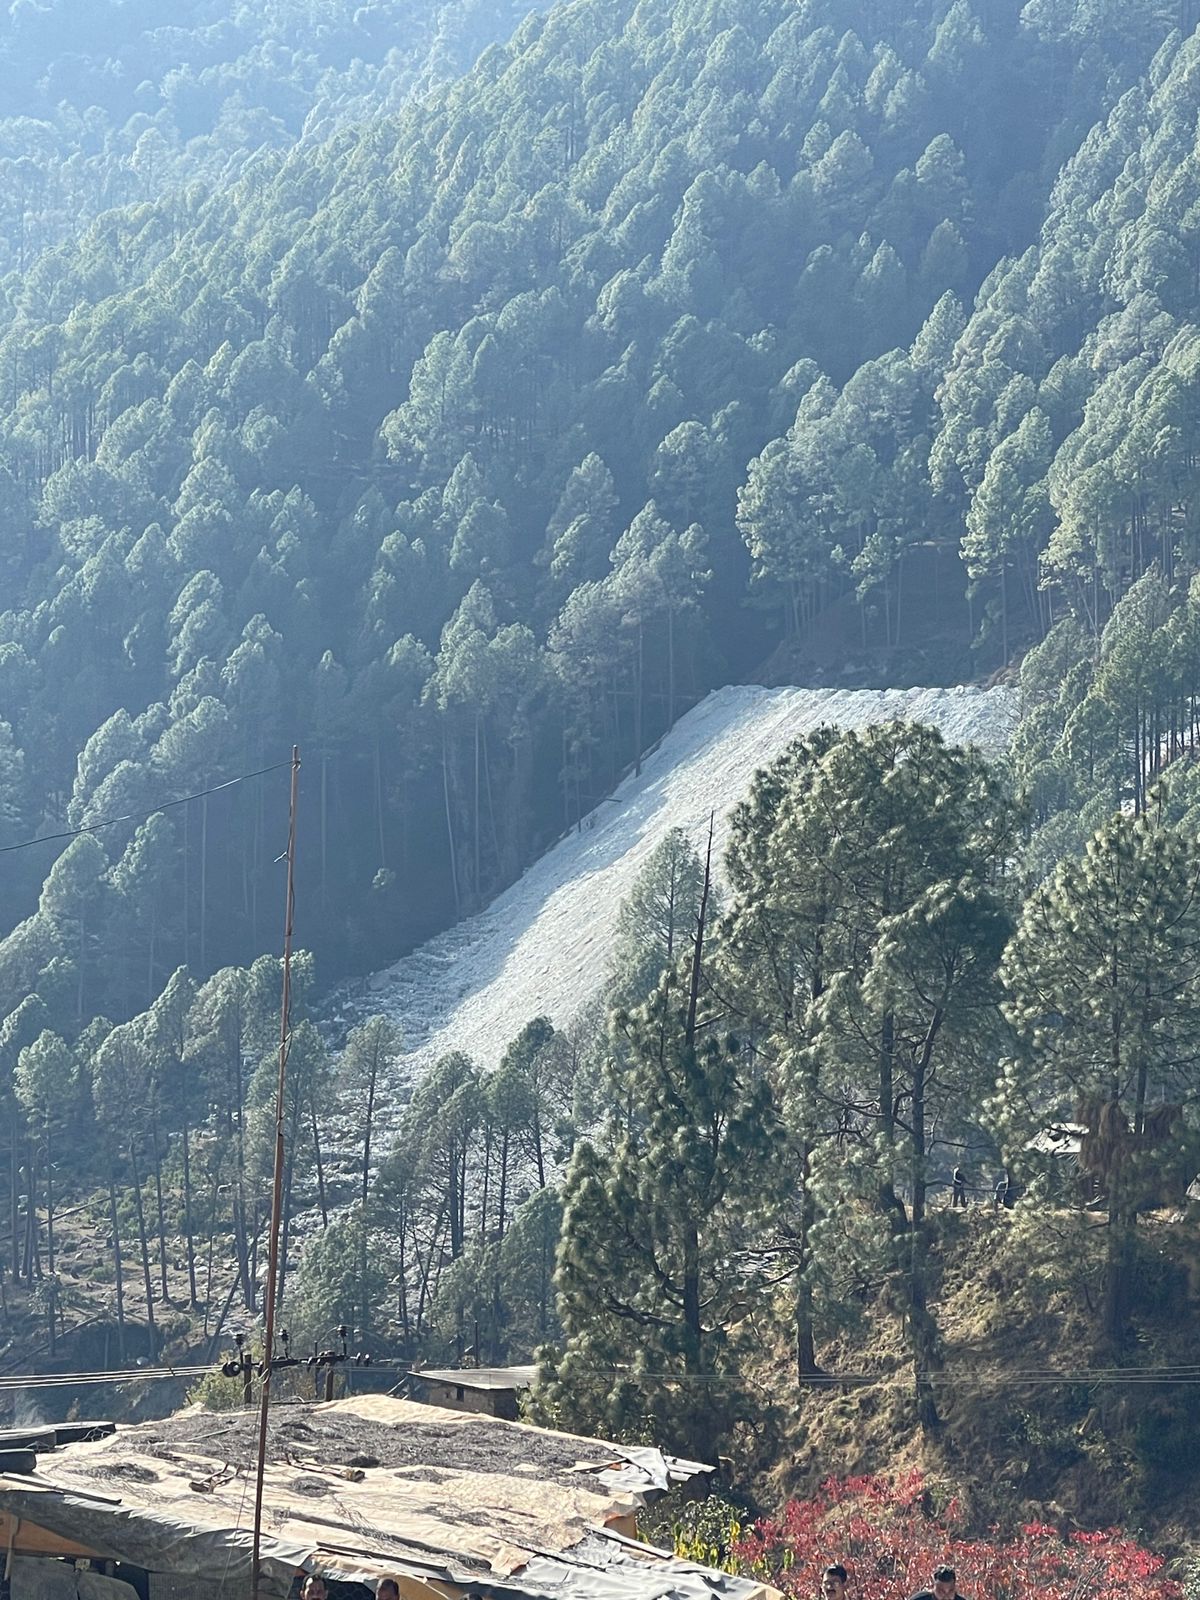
[344,683,1017,1112]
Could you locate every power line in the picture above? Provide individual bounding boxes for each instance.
[8,1355,1200,1403]
[561,1363,1200,1388]
[0,760,293,856]
[0,1365,211,1391]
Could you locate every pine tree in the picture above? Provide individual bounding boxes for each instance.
[608,827,708,1009]
[720,722,1016,1425]
[13,1028,73,1345]
[539,850,778,1450]
[1000,800,1200,1347]
[339,1014,402,1209]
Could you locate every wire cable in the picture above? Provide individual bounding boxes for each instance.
[0,1365,212,1391]
[545,1363,1200,1388]
[0,760,293,855]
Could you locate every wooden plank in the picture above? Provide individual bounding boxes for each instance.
[0,1512,101,1559]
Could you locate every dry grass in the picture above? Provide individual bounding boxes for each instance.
[727,1201,1200,1551]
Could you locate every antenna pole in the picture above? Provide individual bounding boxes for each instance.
[251,745,301,1600]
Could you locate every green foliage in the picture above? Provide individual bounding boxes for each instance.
[291,1208,395,1346]
[664,1494,748,1571]
[540,860,780,1448]
[0,0,1173,1057]
[717,721,1017,1419]
[608,827,708,1009]
[3,0,1200,1481]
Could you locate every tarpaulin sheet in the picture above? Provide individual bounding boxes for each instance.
[11,1556,138,1600]
[0,1398,746,1600]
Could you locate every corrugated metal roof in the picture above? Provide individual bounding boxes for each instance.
[411,1365,538,1391]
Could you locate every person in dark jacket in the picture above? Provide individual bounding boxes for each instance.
[909,1566,968,1600]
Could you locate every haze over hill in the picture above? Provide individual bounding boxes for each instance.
[0,0,1188,1031]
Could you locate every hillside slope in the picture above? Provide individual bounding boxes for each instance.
[339,683,1017,1102]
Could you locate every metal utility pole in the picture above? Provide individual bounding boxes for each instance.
[251,746,301,1600]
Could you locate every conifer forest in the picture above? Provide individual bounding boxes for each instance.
[5,0,1200,1554]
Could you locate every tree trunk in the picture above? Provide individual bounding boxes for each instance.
[878,1010,903,1223]
[666,604,676,727]
[234,1049,253,1310]
[633,619,644,776]
[9,1117,18,1288]
[107,1165,126,1366]
[497,1126,510,1241]
[278,1159,296,1313]
[233,1190,253,1312]
[310,1097,329,1228]
[23,1145,38,1284]
[442,734,460,919]
[397,1202,411,1356]
[682,1221,702,1375]
[449,1143,462,1259]
[795,1131,818,1382]
[482,725,500,877]
[361,1050,378,1209]
[183,803,191,968]
[532,1106,546,1190]
[150,1104,170,1303]
[45,1120,54,1279]
[200,791,208,971]
[473,714,481,902]
[458,1144,468,1257]
[203,1176,218,1333]
[1102,1197,1130,1350]
[182,1115,197,1305]
[909,1042,939,1431]
[129,1141,158,1358]
[44,1122,56,1355]
[250,1198,260,1307]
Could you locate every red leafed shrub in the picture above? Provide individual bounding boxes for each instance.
[733,1472,1178,1600]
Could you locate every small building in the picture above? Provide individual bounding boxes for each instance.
[0,1395,772,1600]
[1025,1121,1087,1161]
[405,1364,536,1420]
[1024,1120,1089,1194]
[1027,1102,1188,1208]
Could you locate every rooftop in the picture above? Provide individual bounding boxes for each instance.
[0,1396,769,1600]
[409,1365,537,1391]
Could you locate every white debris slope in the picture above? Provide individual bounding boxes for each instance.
[354,684,1017,1091]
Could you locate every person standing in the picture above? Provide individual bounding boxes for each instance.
[952,1166,967,1207]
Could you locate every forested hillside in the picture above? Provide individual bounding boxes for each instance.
[0,0,1190,1037]
[10,0,1200,1536]
[0,0,547,276]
